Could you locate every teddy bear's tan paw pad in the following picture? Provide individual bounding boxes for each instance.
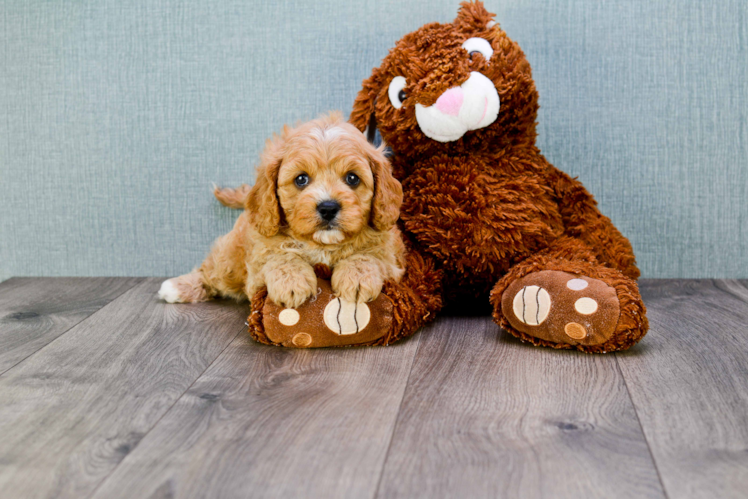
[323,298,371,335]
[291,332,312,347]
[511,285,552,326]
[502,270,620,346]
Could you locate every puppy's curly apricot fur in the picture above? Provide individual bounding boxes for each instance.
[159,113,405,309]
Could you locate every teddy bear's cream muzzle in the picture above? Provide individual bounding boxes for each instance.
[415,71,500,142]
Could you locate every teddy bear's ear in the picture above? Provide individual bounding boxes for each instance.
[350,68,382,144]
[454,1,497,32]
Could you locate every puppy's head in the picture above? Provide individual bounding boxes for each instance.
[246,112,402,245]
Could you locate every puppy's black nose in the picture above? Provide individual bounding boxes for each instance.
[317,200,341,222]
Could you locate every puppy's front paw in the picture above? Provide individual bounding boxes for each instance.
[332,265,383,303]
[265,268,318,309]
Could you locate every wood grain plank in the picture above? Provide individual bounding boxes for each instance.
[94,333,422,498]
[617,279,748,498]
[377,316,664,498]
[0,278,247,498]
[0,277,141,373]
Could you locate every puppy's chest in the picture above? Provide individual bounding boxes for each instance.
[297,243,356,269]
[279,239,352,269]
[304,247,335,267]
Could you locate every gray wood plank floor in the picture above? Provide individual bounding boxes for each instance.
[377,317,664,498]
[0,279,248,498]
[0,278,141,374]
[0,278,746,498]
[94,333,421,498]
[617,280,748,498]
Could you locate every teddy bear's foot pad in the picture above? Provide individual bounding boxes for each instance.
[501,270,620,346]
[261,278,393,348]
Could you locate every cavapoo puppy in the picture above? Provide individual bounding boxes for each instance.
[158,112,405,308]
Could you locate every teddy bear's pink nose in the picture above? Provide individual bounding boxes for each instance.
[434,87,464,116]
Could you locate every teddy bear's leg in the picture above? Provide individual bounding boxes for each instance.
[379,247,444,344]
[489,236,648,352]
[248,248,444,347]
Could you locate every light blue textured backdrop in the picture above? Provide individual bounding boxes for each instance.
[1,0,746,281]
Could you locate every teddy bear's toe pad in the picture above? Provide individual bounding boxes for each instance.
[502,270,620,346]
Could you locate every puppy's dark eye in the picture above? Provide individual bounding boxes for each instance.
[469,51,481,59]
[294,173,310,188]
[344,173,360,187]
[398,89,407,102]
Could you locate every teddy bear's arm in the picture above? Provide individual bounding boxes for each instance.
[542,159,640,280]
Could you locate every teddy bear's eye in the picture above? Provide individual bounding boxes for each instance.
[462,37,493,62]
[388,76,407,109]
[294,173,310,188]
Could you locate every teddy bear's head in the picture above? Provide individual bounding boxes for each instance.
[351,1,539,162]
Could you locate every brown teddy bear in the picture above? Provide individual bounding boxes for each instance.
[250,0,647,352]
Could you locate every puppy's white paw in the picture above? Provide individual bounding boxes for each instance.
[158,279,182,303]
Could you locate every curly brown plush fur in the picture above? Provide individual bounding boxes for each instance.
[348,1,648,352]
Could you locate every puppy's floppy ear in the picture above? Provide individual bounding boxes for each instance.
[350,68,383,143]
[246,129,286,237]
[454,1,496,31]
[368,144,403,231]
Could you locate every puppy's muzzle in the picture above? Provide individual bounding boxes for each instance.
[317,200,341,224]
